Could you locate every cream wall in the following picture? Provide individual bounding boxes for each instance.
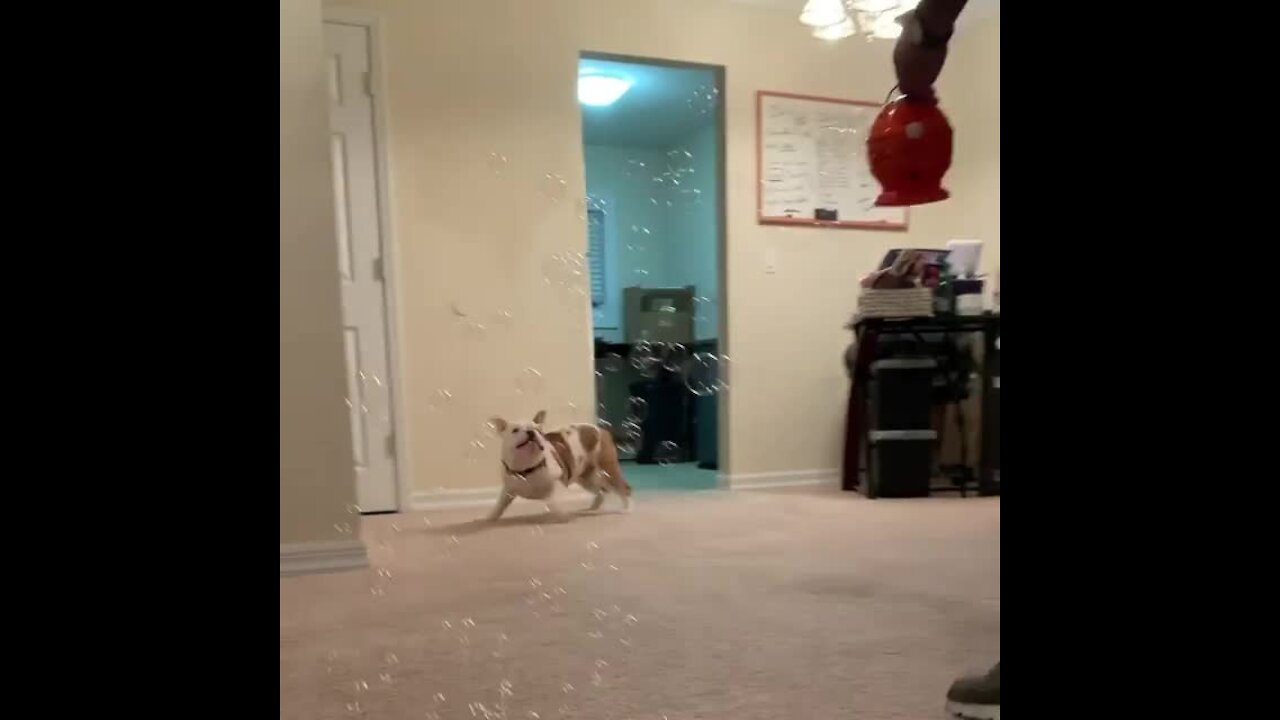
[320,0,1000,495]
[281,0,362,543]
[938,15,1000,286]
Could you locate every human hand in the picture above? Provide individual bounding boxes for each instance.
[893,11,949,103]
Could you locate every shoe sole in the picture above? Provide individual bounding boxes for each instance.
[945,700,999,720]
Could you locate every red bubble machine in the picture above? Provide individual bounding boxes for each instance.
[867,97,953,207]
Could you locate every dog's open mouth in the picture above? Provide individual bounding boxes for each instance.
[515,432,539,450]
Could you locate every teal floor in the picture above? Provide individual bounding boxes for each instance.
[620,461,720,492]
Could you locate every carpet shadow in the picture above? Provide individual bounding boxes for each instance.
[427,509,628,535]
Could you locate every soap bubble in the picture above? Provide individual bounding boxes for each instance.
[683,352,721,397]
[427,389,455,413]
[616,434,638,456]
[630,340,660,376]
[717,353,733,391]
[516,367,545,396]
[662,342,688,372]
[601,352,623,373]
[492,309,515,329]
[465,437,488,463]
[693,295,714,326]
[484,419,504,437]
[542,252,569,287]
[618,419,643,455]
[487,151,508,175]
[580,195,607,216]
[540,172,568,203]
[620,419,642,439]
[624,158,647,177]
[689,84,721,116]
[656,440,680,466]
[627,396,649,421]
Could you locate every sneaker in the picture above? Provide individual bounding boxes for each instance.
[945,662,999,719]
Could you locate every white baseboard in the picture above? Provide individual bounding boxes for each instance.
[412,485,596,512]
[280,539,368,577]
[411,472,837,508]
[722,469,840,490]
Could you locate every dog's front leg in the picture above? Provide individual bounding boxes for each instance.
[487,489,515,522]
[587,489,606,512]
[543,496,572,523]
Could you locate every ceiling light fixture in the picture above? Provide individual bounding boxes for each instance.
[806,0,920,41]
[799,0,850,28]
[578,74,633,107]
[812,16,856,40]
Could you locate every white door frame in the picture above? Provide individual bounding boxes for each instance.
[324,7,411,513]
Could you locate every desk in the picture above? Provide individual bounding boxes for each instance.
[842,313,1000,498]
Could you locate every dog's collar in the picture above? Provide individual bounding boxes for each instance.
[504,458,547,479]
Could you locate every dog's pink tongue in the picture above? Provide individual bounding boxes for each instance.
[515,441,540,464]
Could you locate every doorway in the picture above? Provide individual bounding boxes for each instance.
[579,53,727,492]
[324,17,402,512]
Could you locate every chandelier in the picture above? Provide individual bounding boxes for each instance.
[800,0,920,41]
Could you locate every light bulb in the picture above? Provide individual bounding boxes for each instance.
[578,75,633,107]
[800,0,849,28]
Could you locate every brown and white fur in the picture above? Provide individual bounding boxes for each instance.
[487,410,632,522]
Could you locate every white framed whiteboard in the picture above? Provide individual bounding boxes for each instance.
[756,90,908,230]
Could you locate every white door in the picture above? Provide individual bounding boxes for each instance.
[325,21,398,513]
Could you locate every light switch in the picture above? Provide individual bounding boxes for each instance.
[764,246,777,274]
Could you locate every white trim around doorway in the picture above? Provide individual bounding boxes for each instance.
[324,7,412,512]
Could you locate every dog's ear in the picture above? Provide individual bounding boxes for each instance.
[488,417,508,433]
[532,410,546,426]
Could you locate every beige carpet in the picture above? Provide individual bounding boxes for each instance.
[280,486,1000,719]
